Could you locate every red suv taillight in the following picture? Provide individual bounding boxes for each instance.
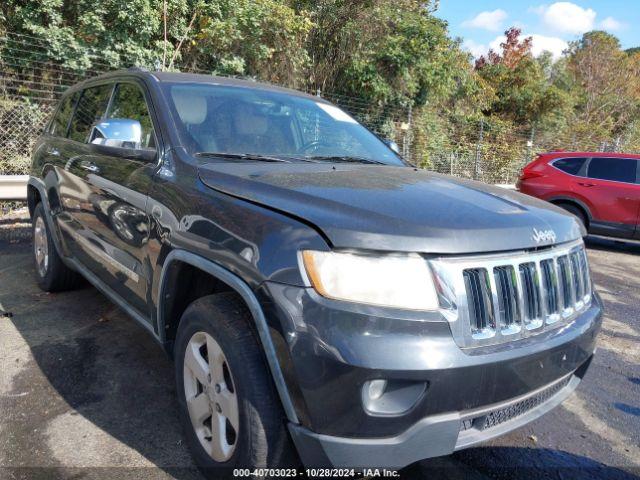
[520,169,544,181]
[519,156,546,182]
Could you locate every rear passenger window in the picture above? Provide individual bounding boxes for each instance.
[587,157,637,183]
[50,92,79,137]
[553,157,586,175]
[68,84,113,143]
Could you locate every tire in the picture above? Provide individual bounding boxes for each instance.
[32,202,83,292]
[559,203,587,230]
[174,293,296,478]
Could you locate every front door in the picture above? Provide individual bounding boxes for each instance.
[580,156,640,239]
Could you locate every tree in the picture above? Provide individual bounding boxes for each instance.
[566,31,640,139]
[299,0,472,109]
[164,0,312,86]
[0,0,162,70]
[474,28,568,127]
[475,27,532,70]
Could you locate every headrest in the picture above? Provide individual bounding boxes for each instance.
[171,89,207,125]
[234,104,268,136]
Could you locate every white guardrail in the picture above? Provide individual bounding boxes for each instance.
[0,175,29,201]
[0,175,516,203]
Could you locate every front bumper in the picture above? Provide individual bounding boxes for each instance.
[289,363,588,469]
[261,283,602,468]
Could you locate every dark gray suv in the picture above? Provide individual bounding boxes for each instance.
[28,69,602,474]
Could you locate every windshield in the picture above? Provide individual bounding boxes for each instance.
[163,82,404,165]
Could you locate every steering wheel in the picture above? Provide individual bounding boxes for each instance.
[299,140,332,155]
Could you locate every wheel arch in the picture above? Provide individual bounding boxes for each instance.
[27,177,68,260]
[27,183,42,218]
[157,249,299,424]
[548,196,592,226]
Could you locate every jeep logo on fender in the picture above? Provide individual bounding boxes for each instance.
[532,228,557,244]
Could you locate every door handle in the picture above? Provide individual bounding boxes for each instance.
[80,161,100,173]
[577,182,596,187]
[46,148,60,157]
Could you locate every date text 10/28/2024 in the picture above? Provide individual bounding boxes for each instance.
[233,469,401,477]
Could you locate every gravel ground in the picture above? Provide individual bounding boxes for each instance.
[0,210,639,480]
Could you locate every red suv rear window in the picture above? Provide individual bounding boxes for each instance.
[552,157,586,175]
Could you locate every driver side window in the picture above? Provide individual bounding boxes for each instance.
[99,83,156,149]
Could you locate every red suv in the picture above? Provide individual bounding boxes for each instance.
[518,151,640,239]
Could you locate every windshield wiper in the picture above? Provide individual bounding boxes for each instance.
[195,152,292,163]
[304,155,385,165]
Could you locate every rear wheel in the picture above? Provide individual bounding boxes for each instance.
[174,293,295,478]
[32,202,83,292]
[558,203,587,230]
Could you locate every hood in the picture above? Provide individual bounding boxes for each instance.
[198,163,583,254]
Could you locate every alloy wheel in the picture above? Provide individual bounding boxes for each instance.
[34,216,49,278]
[183,331,239,462]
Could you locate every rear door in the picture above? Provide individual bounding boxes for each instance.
[580,156,640,238]
[56,84,114,259]
[549,156,588,197]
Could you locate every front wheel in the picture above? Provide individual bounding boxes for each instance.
[174,293,296,477]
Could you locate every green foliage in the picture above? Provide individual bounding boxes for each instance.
[177,0,313,85]
[302,0,468,109]
[564,31,640,141]
[1,0,161,69]
[475,29,571,128]
[1,1,640,180]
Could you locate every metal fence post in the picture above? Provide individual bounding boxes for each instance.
[474,118,484,180]
[614,136,621,153]
[527,125,535,163]
[402,104,413,163]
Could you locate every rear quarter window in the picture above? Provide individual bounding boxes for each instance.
[552,157,586,175]
[587,157,638,183]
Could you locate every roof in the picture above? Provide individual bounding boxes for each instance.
[66,69,323,102]
[540,151,640,159]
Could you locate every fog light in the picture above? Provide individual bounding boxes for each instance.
[362,379,427,416]
[367,379,387,400]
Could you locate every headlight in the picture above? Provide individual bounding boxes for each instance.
[301,250,439,310]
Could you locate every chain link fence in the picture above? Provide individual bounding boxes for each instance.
[0,99,53,175]
[1,32,637,186]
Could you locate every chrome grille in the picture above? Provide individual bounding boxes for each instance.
[493,266,519,332]
[519,262,542,329]
[430,240,592,348]
[557,255,573,310]
[463,268,495,335]
[540,259,559,317]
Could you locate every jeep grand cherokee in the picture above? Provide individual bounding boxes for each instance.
[27,69,602,475]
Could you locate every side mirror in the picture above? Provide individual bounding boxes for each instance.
[91,118,144,149]
[89,118,156,162]
[383,138,400,154]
